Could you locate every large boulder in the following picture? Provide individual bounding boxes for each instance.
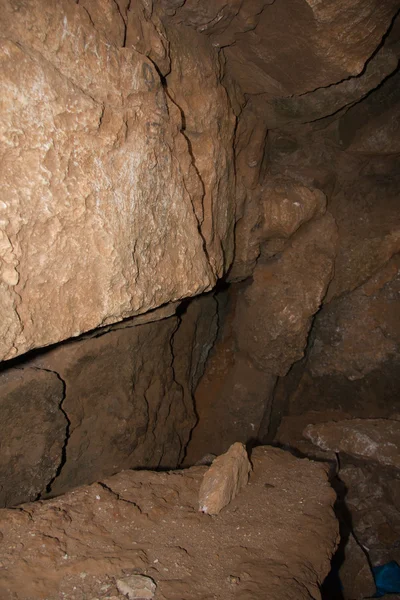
[0,0,235,361]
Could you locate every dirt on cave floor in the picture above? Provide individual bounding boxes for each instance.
[0,446,338,600]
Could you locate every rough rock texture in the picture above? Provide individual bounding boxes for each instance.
[0,367,66,507]
[116,575,156,600]
[160,0,399,97]
[304,418,400,469]
[339,533,376,600]
[340,461,400,566]
[187,212,337,462]
[265,117,400,440]
[0,293,220,507]
[275,410,349,461]
[235,214,337,375]
[0,0,236,361]
[198,442,251,515]
[0,446,338,600]
[185,286,277,464]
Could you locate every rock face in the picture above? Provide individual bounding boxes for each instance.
[340,461,400,566]
[235,214,337,376]
[339,533,376,600]
[0,294,219,507]
[304,419,400,469]
[0,446,338,600]
[0,368,66,507]
[161,0,398,98]
[0,0,235,361]
[198,442,251,515]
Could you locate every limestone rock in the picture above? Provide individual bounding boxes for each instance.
[304,419,400,468]
[310,257,400,381]
[29,316,195,497]
[164,24,236,278]
[340,534,375,600]
[163,0,399,97]
[116,575,156,599]
[198,442,251,515]
[340,462,400,567]
[0,292,224,506]
[185,286,277,464]
[339,70,400,155]
[261,179,327,240]
[275,410,350,462]
[235,214,338,375]
[0,0,236,361]
[326,171,400,302]
[0,368,66,507]
[264,43,398,127]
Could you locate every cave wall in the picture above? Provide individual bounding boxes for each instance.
[0,295,218,506]
[1,0,400,509]
[0,0,235,361]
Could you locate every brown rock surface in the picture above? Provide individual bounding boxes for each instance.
[26,316,195,498]
[0,446,338,600]
[198,442,251,515]
[340,462,400,566]
[326,172,400,302]
[185,286,277,464]
[304,418,400,468]
[310,257,400,381]
[275,410,351,461]
[0,0,236,361]
[339,533,376,600]
[116,574,156,600]
[162,0,399,96]
[0,367,66,507]
[0,291,223,507]
[235,214,338,375]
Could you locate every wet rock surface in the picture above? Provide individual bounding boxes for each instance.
[0,446,338,600]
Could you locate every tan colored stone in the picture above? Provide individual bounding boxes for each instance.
[165,24,236,278]
[275,410,351,461]
[235,213,338,375]
[0,0,236,361]
[261,179,327,239]
[198,442,251,515]
[304,418,400,468]
[116,575,156,599]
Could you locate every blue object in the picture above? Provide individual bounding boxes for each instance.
[373,561,400,597]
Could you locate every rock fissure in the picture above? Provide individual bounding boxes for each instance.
[20,366,71,499]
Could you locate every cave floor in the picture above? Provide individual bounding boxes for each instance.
[0,447,338,600]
